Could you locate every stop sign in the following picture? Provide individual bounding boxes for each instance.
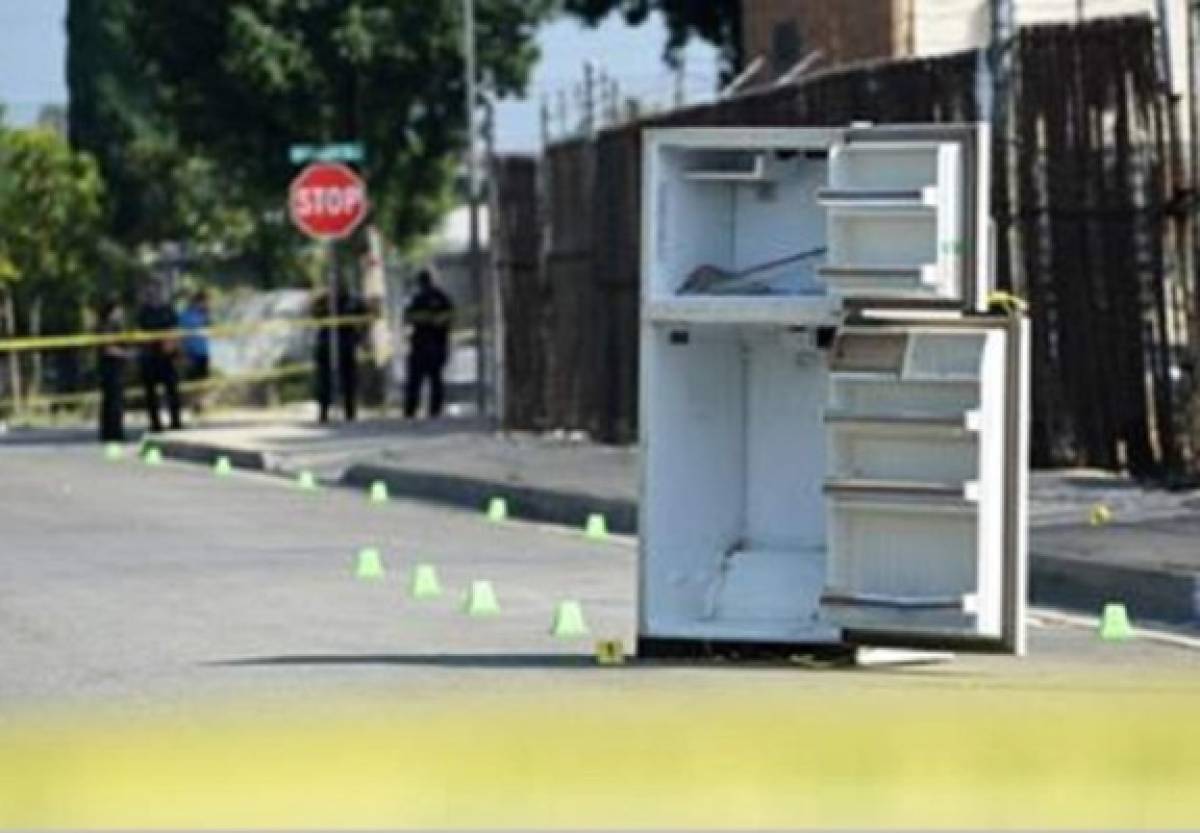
[288,162,369,241]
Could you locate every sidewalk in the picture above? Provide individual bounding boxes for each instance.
[151,413,1200,629]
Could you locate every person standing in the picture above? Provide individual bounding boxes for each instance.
[313,287,365,423]
[404,269,454,419]
[179,290,211,381]
[137,281,183,432]
[97,297,130,442]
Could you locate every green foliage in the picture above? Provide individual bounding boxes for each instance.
[0,127,106,305]
[562,0,742,79]
[124,1,555,254]
[123,132,257,252]
[67,0,254,256]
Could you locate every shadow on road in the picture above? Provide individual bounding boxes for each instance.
[207,653,604,669]
[0,427,126,447]
[205,652,997,678]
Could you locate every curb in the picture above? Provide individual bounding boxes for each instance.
[342,463,638,534]
[1030,552,1200,627]
[152,439,270,473]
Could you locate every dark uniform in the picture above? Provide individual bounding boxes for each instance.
[97,306,128,442]
[314,290,365,423]
[137,301,183,432]
[404,279,454,419]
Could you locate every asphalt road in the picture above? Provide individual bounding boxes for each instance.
[2,443,1199,715]
[0,443,642,712]
[4,446,1200,828]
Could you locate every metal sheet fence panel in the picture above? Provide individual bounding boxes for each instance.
[1012,19,1196,478]
[489,155,545,429]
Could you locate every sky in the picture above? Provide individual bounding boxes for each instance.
[0,2,719,151]
[0,0,69,124]
[493,13,720,151]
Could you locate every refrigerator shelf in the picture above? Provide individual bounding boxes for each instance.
[824,409,981,433]
[682,149,771,182]
[825,490,979,516]
[819,264,938,285]
[645,296,840,326]
[822,589,977,612]
[825,478,978,501]
[818,186,937,211]
[829,370,979,385]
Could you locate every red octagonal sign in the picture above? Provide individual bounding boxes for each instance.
[289,162,369,241]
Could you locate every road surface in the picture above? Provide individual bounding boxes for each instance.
[2,445,1200,828]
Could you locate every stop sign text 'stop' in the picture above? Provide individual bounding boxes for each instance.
[289,162,369,241]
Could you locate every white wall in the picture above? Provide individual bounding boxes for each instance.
[912,0,992,57]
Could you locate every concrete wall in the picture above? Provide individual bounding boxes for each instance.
[911,0,992,57]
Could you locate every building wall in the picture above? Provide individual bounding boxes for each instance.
[911,0,1169,53]
[910,0,992,57]
[741,0,1189,126]
[741,0,903,80]
[744,0,1188,98]
[1016,0,1164,25]
[909,0,1188,97]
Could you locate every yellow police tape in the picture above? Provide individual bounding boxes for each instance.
[6,362,316,412]
[0,313,378,354]
[0,324,475,414]
[2,683,1199,828]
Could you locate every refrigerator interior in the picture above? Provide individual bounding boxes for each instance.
[641,320,1007,643]
[649,145,830,300]
[641,322,835,641]
[639,129,1014,647]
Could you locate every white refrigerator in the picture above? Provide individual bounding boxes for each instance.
[638,124,1030,656]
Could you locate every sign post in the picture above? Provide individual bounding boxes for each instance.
[289,142,365,166]
[288,162,369,242]
[288,161,369,418]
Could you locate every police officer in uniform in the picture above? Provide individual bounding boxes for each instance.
[136,281,183,432]
[313,287,366,423]
[97,296,130,442]
[403,270,454,419]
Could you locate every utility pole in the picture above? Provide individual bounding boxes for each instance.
[674,56,687,109]
[989,0,1014,119]
[463,0,486,417]
[1154,0,1175,92]
[328,243,339,412]
[990,0,1015,290]
[482,97,503,425]
[583,60,596,136]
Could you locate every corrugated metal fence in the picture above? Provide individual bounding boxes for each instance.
[1008,20,1196,478]
[492,17,1198,481]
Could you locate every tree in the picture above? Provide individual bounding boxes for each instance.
[123,1,555,261]
[562,0,743,80]
[0,126,106,398]
[0,128,106,314]
[67,0,255,257]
